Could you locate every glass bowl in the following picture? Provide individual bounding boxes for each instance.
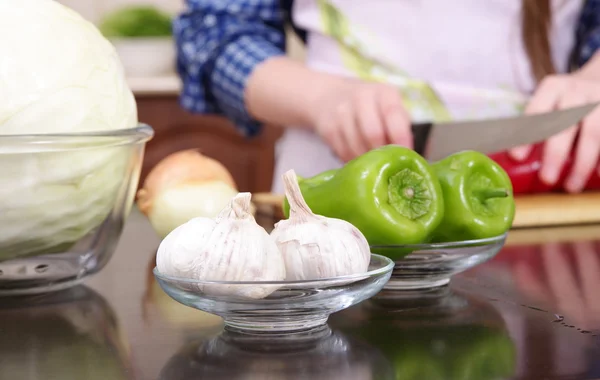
[0,124,153,295]
[154,254,394,334]
[371,234,507,290]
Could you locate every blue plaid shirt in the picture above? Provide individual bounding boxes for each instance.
[174,0,600,138]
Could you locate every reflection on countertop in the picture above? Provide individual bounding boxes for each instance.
[0,286,135,380]
[159,326,394,380]
[330,286,517,380]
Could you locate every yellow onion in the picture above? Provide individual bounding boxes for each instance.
[137,149,249,238]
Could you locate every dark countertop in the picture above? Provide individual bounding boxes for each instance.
[2,210,599,380]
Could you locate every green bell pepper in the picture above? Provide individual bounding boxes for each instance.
[282,145,445,247]
[432,151,515,242]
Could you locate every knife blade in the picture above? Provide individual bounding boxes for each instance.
[411,102,599,161]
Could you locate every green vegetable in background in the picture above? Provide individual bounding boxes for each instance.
[432,151,516,242]
[282,145,445,251]
[99,6,173,38]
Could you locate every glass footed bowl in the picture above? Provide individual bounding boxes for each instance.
[371,233,507,290]
[154,254,394,334]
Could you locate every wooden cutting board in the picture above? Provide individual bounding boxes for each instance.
[252,192,600,229]
[512,192,600,228]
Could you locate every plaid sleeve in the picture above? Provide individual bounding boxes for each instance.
[573,0,600,68]
[174,0,286,137]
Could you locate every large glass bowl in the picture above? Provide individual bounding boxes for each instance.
[371,234,507,290]
[0,125,153,295]
[154,254,394,334]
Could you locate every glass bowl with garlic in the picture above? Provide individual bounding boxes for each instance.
[154,253,392,333]
[153,170,394,333]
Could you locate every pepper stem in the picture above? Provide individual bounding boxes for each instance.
[282,169,316,222]
[475,188,509,202]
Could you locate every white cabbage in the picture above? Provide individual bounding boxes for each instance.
[0,0,139,259]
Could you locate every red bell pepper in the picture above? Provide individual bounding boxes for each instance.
[488,143,600,194]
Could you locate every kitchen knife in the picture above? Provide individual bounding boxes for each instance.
[411,102,599,161]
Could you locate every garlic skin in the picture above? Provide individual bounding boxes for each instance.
[156,216,216,279]
[156,192,286,299]
[271,170,371,281]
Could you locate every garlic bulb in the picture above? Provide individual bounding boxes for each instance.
[271,170,370,281]
[156,192,285,299]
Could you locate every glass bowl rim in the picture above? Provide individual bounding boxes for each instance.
[0,123,154,149]
[369,233,508,250]
[153,253,394,286]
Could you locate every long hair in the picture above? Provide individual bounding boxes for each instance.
[522,0,557,82]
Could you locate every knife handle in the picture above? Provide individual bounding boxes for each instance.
[411,122,432,156]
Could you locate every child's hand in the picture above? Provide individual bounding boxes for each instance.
[509,53,600,193]
[310,78,412,162]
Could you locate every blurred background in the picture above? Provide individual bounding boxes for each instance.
[55,0,304,194]
[58,0,182,22]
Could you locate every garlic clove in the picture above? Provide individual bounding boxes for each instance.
[271,170,371,281]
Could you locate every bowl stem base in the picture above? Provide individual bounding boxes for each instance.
[224,314,329,334]
[384,277,450,290]
[0,277,86,296]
